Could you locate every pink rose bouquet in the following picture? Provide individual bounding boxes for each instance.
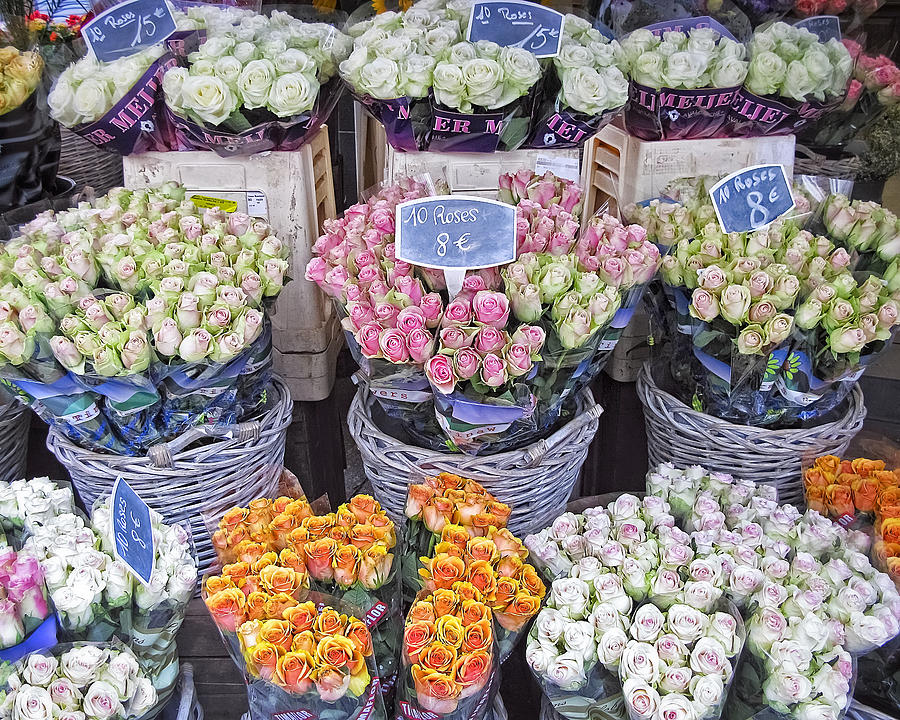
[0,547,50,653]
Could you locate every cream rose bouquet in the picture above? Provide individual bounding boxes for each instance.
[0,48,43,117]
[0,477,75,533]
[163,10,351,155]
[0,644,158,720]
[728,22,852,137]
[620,25,749,141]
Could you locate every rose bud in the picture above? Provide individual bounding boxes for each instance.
[378,328,410,364]
[419,293,443,328]
[480,353,507,388]
[178,328,213,362]
[454,348,481,381]
[121,331,152,372]
[50,336,84,370]
[425,355,458,394]
[505,343,533,378]
[236,308,264,345]
[406,328,434,364]
[473,326,507,355]
[355,323,382,358]
[511,325,545,354]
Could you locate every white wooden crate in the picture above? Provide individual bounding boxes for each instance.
[123,126,340,401]
[583,121,797,219]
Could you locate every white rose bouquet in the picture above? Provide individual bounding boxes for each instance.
[620,24,749,140]
[0,477,75,533]
[728,22,853,137]
[164,10,351,155]
[527,15,628,149]
[48,45,174,155]
[0,644,158,720]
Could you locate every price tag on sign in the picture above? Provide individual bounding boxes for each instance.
[793,15,841,43]
[709,165,795,234]
[467,0,564,58]
[83,0,176,63]
[110,477,155,586]
[395,196,517,297]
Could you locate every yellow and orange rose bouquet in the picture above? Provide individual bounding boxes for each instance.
[398,587,497,719]
[804,455,896,524]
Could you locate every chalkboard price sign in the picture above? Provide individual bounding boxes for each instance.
[111,477,156,585]
[83,0,177,63]
[794,15,841,42]
[467,0,564,58]
[709,165,795,234]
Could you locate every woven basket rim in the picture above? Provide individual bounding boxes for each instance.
[351,385,600,462]
[47,375,292,467]
[637,364,865,439]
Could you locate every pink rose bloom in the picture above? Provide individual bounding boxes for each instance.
[344,283,363,302]
[548,231,575,255]
[480,353,508,388]
[371,208,395,234]
[454,348,481,380]
[362,228,384,251]
[842,38,862,60]
[324,266,350,296]
[516,216,530,243]
[440,327,472,350]
[441,300,472,328]
[356,323,382,358]
[580,255,601,273]
[374,302,400,328]
[305,257,329,285]
[505,343,533,377]
[388,261,413,286]
[421,268,447,291]
[396,306,427,335]
[394,275,424,306]
[347,302,375,331]
[473,326,507,355]
[512,325,546,354]
[354,250,378,268]
[383,243,397,261]
[419,293,443,328]
[462,275,487,294]
[426,354,458,394]
[368,280,390,301]
[379,328,409,363]
[472,291,510,328]
[406,328,434,364]
[598,256,631,287]
[356,265,382,288]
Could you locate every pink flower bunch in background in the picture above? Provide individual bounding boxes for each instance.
[499,170,583,218]
[575,214,661,287]
[844,39,900,107]
[516,198,582,256]
[424,287,545,395]
[0,547,49,648]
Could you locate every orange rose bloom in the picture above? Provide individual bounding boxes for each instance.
[466,561,497,598]
[422,553,466,590]
[335,505,358,528]
[431,589,460,618]
[221,506,249,532]
[462,480,489,496]
[344,620,373,656]
[204,575,234,595]
[368,513,396,547]
[205,588,246,633]
[233,541,264,565]
[286,499,313,520]
[883,517,900,546]
[249,497,273,521]
[269,513,296,550]
[488,528,527,560]
[435,615,464,649]
[328,526,348,544]
[852,477,879,512]
[304,538,338,582]
[874,540,900,564]
[277,650,314,693]
[880,506,900,524]
[853,458,886,477]
[471,513,500,537]
[348,524,377,551]
[302,514,334,540]
[806,486,827,515]
[259,564,308,598]
[519,566,546,599]
[434,472,466,491]
[880,487,900,508]
[493,577,519,608]
[251,552,279,574]
[248,641,280,681]
[288,527,310,552]
[484,501,511,526]
[461,619,492,653]
[291,630,316,655]
[212,530,230,558]
[423,497,454,534]
[826,484,855,518]
[272,496,293,514]
[461,600,490,627]
[316,635,356,670]
[406,483,437,519]
[434,542,464,559]
[283,602,318,634]
[279,548,306,573]
[873,470,899,488]
[466,537,499,565]
[333,544,360,588]
[411,666,461,714]
[496,592,541,631]
[238,575,261,597]
[246,591,269,621]
[887,557,900,578]
[835,473,857,488]
[804,468,830,489]
[441,524,471,551]
[260,619,293,653]
[450,582,482,603]
[419,642,458,673]
[496,556,523,579]
[314,607,347,637]
[408,601,437,624]
[452,650,491,696]
[349,495,379,523]
[404,621,435,664]
[815,455,841,477]
[265,593,299,619]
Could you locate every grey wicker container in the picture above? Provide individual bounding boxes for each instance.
[58,128,123,194]
[47,376,293,570]
[348,386,603,537]
[637,365,866,505]
[0,400,30,484]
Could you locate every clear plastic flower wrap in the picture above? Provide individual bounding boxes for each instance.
[0,546,53,664]
[620,18,749,141]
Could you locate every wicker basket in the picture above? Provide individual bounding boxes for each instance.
[57,128,123,194]
[47,376,293,570]
[637,366,866,505]
[161,663,204,720]
[348,387,603,537]
[794,143,862,180]
[0,400,30,484]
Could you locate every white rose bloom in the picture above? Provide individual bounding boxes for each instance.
[619,641,660,684]
[462,57,506,109]
[573,556,606,586]
[630,604,665,643]
[690,674,725,712]
[60,646,109,687]
[48,78,81,127]
[555,43,596,71]
[237,59,277,108]
[128,677,158,718]
[561,67,610,116]
[198,36,236,60]
[72,55,102,83]
[844,612,891,653]
[401,55,436,98]
[656,692,698,720]
[52,587,94,630]
[82,680,123,720]
[21,654,59,687]
[597,627,629,668]
[788,614,830,654]
[655,633,689,665]
[561,535,588,561]
[659,665,693,694]
[13,686,54,720]
[499,46,541,94]
[550,577,590,619]
[710,56,748,88]
[763,670,813,709]
[180,75,239,125]
[768,639,813,674]
[358,56,402,100]
[564,621,597,660]
[782,60,816,102]
[213,56,243,87]
[683,581,721,612]
[667,604,708,644]
[795,702,840,720]
[525,640,557,676]
[811,665,850,709]
[266,72,318,117]
[162,67,189,110]
[232,42,258,65]
[535,608,567,645]
[546,651,587,691]
[72,79,113,125]
[622,679,660,720]
[590,602,626,633]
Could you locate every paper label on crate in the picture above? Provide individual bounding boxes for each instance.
[794,15,841,42]
[396,196,516,296]
[535,153,581,181]
[246,191,268,218]
[709,164,794,233]
[467,0,564,57]
[111,477,156,586]
[83,0,176,62]
[189,194,238,213]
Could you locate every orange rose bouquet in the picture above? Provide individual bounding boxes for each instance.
[397,588,498,720]
[402,473,511,599]
[418,521,545,660]
[804,455,896,525]
[239,594,388,720]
